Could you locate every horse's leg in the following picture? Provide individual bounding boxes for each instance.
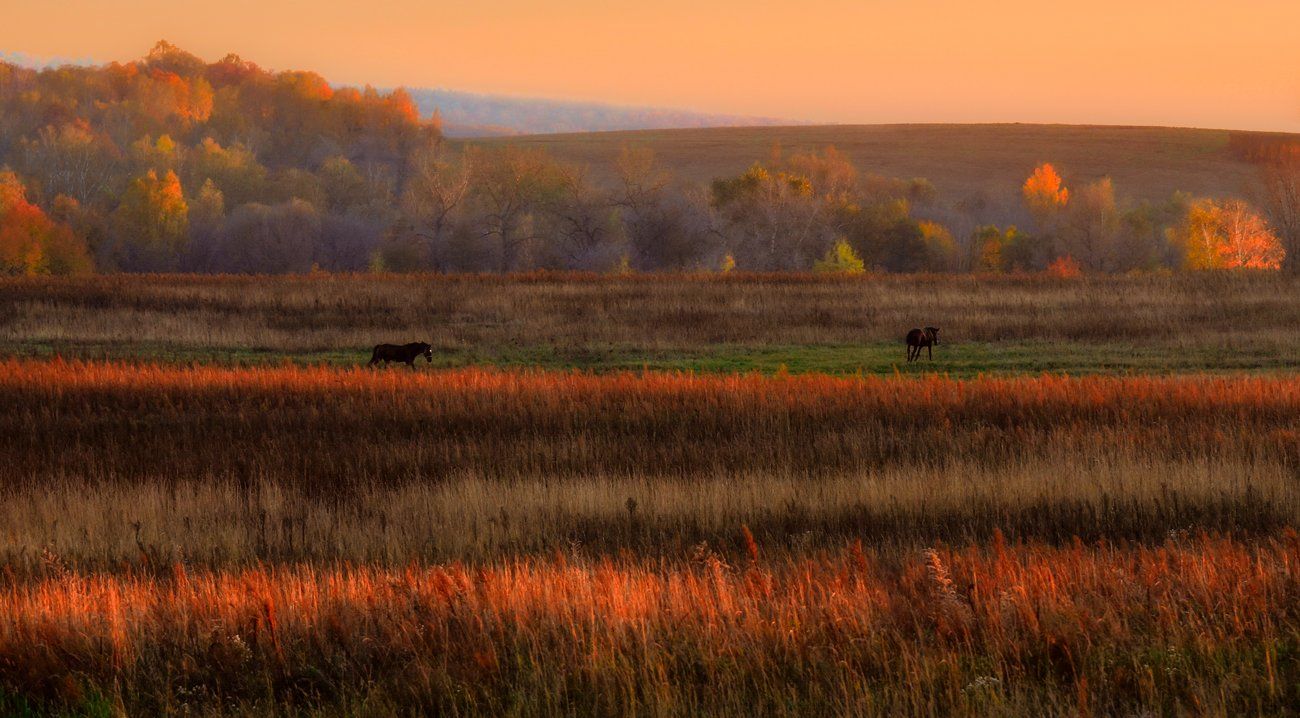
[907,345,915,363]
[928,344,933,360]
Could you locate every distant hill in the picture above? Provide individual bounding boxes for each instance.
[484,123,1297,203]
[408,88,794,137]
[0,50,98,71]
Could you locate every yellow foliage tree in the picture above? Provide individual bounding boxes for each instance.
[813,238,866,274]
[1172,199,1284,270]
[110,169,189,270]
[918,221,957,271]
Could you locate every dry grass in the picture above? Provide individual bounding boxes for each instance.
[3,272,1300,359]
[5,360,1300,488]
[3,314,1298,714]
[3,535,1298,716]
[2,360,1298,574]
[4,457,1294,575]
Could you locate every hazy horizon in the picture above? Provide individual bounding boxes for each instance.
[2,0,1297,134]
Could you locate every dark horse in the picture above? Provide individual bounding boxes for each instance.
[905,327,940,362]
[368,342,433,368]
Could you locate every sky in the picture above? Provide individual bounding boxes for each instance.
[2,0,1298,132]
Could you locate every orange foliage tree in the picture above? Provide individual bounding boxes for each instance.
[0,171,92,275]
[1022,163,1070,230]
[1045,255,1083,278]
[1172,198,1283,270]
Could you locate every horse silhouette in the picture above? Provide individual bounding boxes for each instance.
[905,327,940,362]
[368,342,433,368]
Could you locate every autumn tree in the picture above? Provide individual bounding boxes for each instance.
[711,163,814,269]
[0,42,447,274]
[108,169,188,270]
[130,67,213,132]
[0,171,92,275]
[841,199,927,272]
[973,225,1033,273]
[918,221,958,272]
[711,147,852,270]
[187,138,267,208]
[1170,198,1283,270]
[1022,163,1069,232]
[973,226,1004,272]
[130,134,181,175]
[783,146,858,200]
[812,238,865,274]
[144,40,208,78]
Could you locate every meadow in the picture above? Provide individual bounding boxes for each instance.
[4,272,1300,374]
[3,273,1300,715]
[5,537,1298,716]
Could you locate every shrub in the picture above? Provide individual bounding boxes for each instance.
[813,238,865,274]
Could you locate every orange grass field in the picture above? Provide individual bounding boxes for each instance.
[2,359,1300,714]
[3,535,1299,715]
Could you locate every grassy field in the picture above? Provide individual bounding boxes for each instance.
[8,337,1300,376]
[4,272,1300,375]
[480,124,1287,203]
[4,360,1299,567]
[2,360,1300,714]
[6,537,1298,716]
[4,273,1300,715]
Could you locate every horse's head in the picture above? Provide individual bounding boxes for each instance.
[422,343,434,363]
[925,327,940,344]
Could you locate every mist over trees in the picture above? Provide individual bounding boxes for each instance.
[0,42,1292,276]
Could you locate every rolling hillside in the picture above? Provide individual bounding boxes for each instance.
[481,123,1290,203]
[409,88,793,136]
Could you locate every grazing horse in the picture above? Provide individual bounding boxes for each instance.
[905,327,940,362]
[368,342,433,368]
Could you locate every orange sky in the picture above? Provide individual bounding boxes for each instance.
[2,0,1298,131]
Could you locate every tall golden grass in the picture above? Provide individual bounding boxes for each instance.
[2,359,1297,571]
[4,272,1300,351]
[3,535,1297,715]
[4,359,1298,485]
[5,457,1292,574]
[4,357,1299,714]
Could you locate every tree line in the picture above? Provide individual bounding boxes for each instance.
[1,42,1298,276]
